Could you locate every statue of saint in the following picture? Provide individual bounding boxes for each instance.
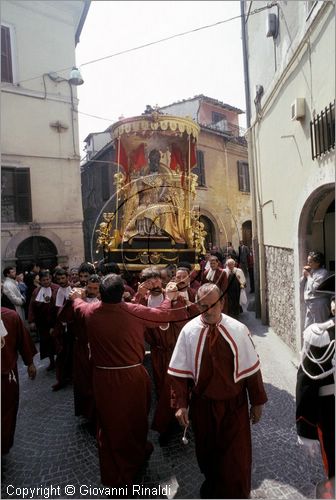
[122,148,185,243]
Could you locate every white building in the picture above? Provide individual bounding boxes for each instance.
[1,0,90,271]
[243,0,335,351]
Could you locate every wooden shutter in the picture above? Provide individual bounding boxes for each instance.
[15,169,32,222]
[1,25,13,83]
[196,150,206,187]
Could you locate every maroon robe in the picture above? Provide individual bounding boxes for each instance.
[28,284,59,360]
[133,293,193,434]
[1,307,37,454]
[202,269,228,314]
[71,297,187,487]
[170,327,267,499]
[58,300,95,421]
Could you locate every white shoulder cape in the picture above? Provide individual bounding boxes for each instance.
[168,314,260,383]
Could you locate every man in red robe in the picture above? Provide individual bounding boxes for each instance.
[53,268,73,391]
[132,268,196,444]
[68,274,188,492]
[1,308,37,455]
[168,283,267,499]
[58,275,101,424]
[201,255,228,313]
[28,270,59,370]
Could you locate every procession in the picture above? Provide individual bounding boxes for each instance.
[1,1,335,499]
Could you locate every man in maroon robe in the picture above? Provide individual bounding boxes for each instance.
[1,307,37,455]
[68,274,188,492]
[53,268,73,391]
[132,268,196,444]
[28,270,59,370]
[58,276,101,424]
[201,255,228,313]
[168,283,267,499]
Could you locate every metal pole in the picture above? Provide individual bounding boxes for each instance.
[115,137,120,230]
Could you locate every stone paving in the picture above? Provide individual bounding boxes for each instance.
[1,299,325,500]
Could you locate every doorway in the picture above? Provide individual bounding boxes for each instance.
[200,215,216,250]
[16,236,58,272]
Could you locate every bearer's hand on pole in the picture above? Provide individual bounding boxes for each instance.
[175,407,189,427]
[69,289,83,301]
[165,282,179,302]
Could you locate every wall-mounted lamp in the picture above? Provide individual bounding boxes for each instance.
[69,67,84,86]
[47,67,84,86]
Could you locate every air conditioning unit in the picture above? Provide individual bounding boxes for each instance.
[291,98,305,120]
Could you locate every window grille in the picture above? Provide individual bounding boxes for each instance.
[310,102,335,160]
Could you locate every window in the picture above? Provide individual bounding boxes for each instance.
[212,112,226,124]
[237,161,250,192]
[1,168,32,222]
[1,25,13,83]
[194,150,206,187]
[310,102,335,160]
[211,112,228,132]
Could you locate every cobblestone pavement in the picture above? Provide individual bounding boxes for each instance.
[2,299,325,500]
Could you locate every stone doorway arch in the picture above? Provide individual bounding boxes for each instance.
[297,183,335,342]
[298,184,335,271]
[16,236,58,272]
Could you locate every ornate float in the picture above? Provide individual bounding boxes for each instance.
[96,111,206,270]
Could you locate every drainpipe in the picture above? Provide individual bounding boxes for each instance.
[240,0,261,318]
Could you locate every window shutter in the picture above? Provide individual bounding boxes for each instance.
[1,26,13,83]
[196,150,206,186]
[237,161,250,192]
[15,169,32,222]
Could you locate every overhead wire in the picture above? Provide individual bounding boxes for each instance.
[15,4,274,87]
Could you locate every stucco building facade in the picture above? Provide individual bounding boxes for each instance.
[243,0,335,351]
[1,0,90,271]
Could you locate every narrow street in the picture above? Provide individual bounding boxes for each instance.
[1,302,324,500]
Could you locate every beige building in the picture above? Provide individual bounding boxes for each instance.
[160,95,251,251]
[243,1,335,351]
[1,0,90,271]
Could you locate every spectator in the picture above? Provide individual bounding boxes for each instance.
[2,267,25,321]
[247,247,255,293]
[300,251,330,328]
[225,258,247,318]
[238,240,249,279]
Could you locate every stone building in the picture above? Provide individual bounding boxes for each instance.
[1,0,90,271]
[242,0,335,351]
[81,96,250,261]
[160,95,251,251]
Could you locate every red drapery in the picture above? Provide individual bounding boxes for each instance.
[130,143,146,172]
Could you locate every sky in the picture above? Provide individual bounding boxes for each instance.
[75,1,246,157]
